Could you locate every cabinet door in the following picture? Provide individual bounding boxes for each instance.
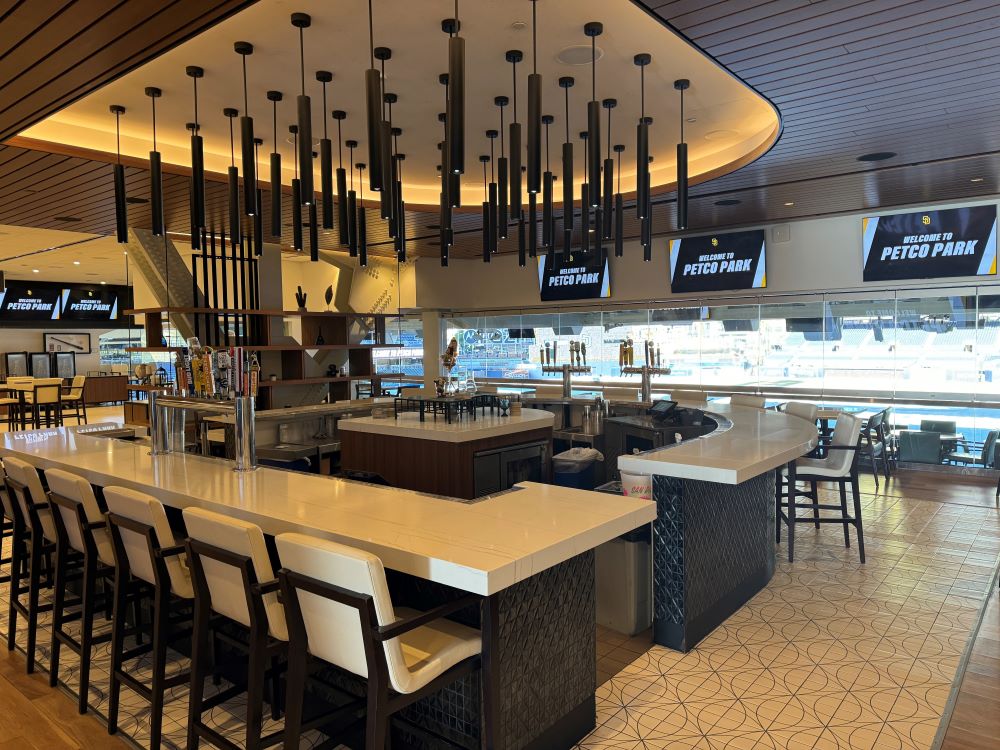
[473,453,502,497]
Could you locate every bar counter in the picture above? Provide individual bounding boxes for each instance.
[617,404,818,652]
[1,424,654,749]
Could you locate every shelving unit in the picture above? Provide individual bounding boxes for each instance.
[125,306,403,407]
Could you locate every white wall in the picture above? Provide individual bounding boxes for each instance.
[414,195,1000,312]
[1,327,119,374]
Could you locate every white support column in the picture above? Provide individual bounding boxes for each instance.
[422,310,441,390]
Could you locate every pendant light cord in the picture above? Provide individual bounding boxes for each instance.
[349,143,355,188]
[193,77,200,133]
[299,27,306,96]
[229,115,235,166]
[151,96,157,151]
[368,0,375,67]
[489,137,495,181]
[293,131,298,178]
[532,0,538,74]
[544,118,549,171]
[322,82,328,138]
[591,36,596,101]
[680,87,685,143]
[242,56,249,114]
[499,103,505,156]
[641,65,645,121]
[482,159,487,201]
[563,86,570,143]
[337,119,343,167]
[616,148,621,193]
[607,106,611,158]
[511,60,518,124]
[272,100,277,153]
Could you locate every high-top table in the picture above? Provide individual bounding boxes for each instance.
[618,404,818,652]
[1,424,654,750]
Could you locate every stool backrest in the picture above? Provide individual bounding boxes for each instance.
[276,532,410,693]
[104,486,190,597]
[784,401,819,423]
[44,468,103,555]
[730,394,765,409]
[66,375,86,400]
[919,419,957,435]
[0,460,13,521]
[897,430,942,463]
[6,377,33,388]
[982,430,999,466]
[827,413,863,475]
[31,382,62,405]
[2,456,56,541]
[183,507,287,640]
[670,389,706,404]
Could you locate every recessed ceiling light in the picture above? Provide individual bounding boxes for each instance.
[510,20,526,31]
[31,269,39,273]
[686,117,697,123]
[73,260,81,265]
[970,177,984,183]
[100,281,107,285]
[556,44,604,66]
[784,201,795,206]
[53,216,82,222]
[714,199,740,206]
[857,151,896,162]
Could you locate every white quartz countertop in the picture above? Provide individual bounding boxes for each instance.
[1,424,652,595]
[617,404,818,484]
[338,408,554,443]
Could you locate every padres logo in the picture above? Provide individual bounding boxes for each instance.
[711,237,718,246]
[921,215,931,225]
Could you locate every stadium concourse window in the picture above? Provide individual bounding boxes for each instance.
[372,315,424,387]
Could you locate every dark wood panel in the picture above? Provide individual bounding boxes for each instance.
[0,0,258,140]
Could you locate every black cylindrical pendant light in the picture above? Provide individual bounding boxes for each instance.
[333,111,349,245]
[584,22,603,211]
[110,104,128,243]
[186,123,200,249]
[528,192,538,260]
[486,131,498,256]
[635,53,651,219]
[364,5,382,193]
[446,14,465,178]
[316,71,334,229]
[542,114,554,248]
[559,76,574,255]
[395,148,407,262]
[290,125,303,251]
[675,78,690,231]
[253,137,264,256]
[145,87,164,236]
[439,191,449,266]
[346,140,358,256]
[507,49,523,221]
[376,74,393,219]
[291,13,314,203]
[186,67,206,235]
[357,162,368,267]
[267,90,283,237]
[309,202,319,261]
[527,0,542,195]
[235,42,257,214]
[581,131,591,253]
[602,99,616,241]
[614,143,625,258]
[495,96,509,239]
[643,156,652,262]
[480,154,490,264]
[225,108,242,245]
[517,214,527,267]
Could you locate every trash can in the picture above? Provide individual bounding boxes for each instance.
[594,480,653,635]
[553,447,604,490]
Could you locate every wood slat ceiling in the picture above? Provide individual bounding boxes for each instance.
[0,0,258,141]
[3,0,1000,259]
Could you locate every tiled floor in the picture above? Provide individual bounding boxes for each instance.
[581,493,1000,750]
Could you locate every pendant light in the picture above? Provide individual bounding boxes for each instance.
[225,108,242,245]
[675,78,690,230]
[395,144,407,262]
[235,42,256,214]
[291,12,313,203]
[602,99,616,241]
[333,110,349,244]
[375,49,393,219]
[486,130,498,256]
[316,70,334,229]
[309,149,319,261]
[559,76,574,255]
[186,123,199,249]
[634,53,651,220]
[507,49,523,221]
[253,137,264,256]
[528,193,537,261]
[186,67,205,241]
[480,154,490,264]
[145,87,164,236]
[447,3,465,179]
[542,114,554,248]
[364,2,382,193]
[580,130,590,254]
[495,96,509,239]
[290,124,302,251]
[267,90,283,237]
[110,104,127,243]
[346,140,358,257]
[584,22,602,213]
[439,60,461,209]
[527,0,541,195]
[613,143,625,257]
[643,148,653,261]
[356,161,368,267]
[385,99,400,235]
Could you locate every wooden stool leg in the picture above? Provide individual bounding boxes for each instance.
[244,627,267,750]
[787,466,796,563]
[107,575,128,736]
[49,544,68,687]
[25,539,43,674]
[7,530,22,652]
[186,595,210,750]
[851,476,866,564]
[810,480,820,529]
[78,559,97,714]
[839,481,851,549]
[282,638,308,750]
[775,471,783,544]
[365,680,389,750]
[149,589,169,750]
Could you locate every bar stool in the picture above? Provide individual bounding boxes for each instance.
[0,461,20,584]
[104,486,195,750]
[25,381,63,428]
[778,412,865,564]
[730,394,765,409]
[276,532,482,750]
[45,468,118,713]
[858,409,891,488]
[3,456,58,673]
[182,507,289,750]
[60,375,88,425]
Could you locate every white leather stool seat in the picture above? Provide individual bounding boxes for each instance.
[782,460,847,478]
[3,456,57,542]
[182,507,287,641]
[391,607,481,694]
[44,468,115,566]
[104,486,193,599]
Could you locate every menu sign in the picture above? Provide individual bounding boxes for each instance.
[537,251,611,301]
[862,206,997,282]
[61,286,119,320]
[669,230,766,293]
[0,283,60,320]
